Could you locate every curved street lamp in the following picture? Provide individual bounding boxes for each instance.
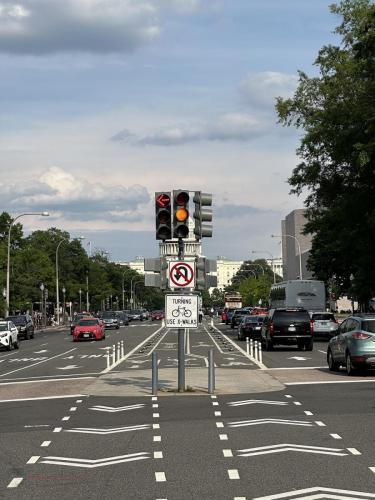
[271,234,302,280]
[133,280,144,309]
[251,250,276,284]
[6,212,50,317]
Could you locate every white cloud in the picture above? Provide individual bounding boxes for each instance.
[111,112,269,146]
[0,166,150,222]
[0,0,160,54]
[239,71,298,109]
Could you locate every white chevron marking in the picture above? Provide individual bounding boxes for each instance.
[253,486,375,500]
[40,452,149,468]
[89,404,145,413]
[228,399,288,406]
[228,418,314,427]
[65,424,150,435]
[237,443,348,457]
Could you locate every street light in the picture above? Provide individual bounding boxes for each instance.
[252,250,276,284]
[133,280,144,309]
[62,287,66,324]
[271,234,302,280]
[78,288,82,312]
[242,263,265,275]
[6,212,50,316]
[56,235,84,324]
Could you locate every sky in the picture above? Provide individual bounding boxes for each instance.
[0,0,340,261]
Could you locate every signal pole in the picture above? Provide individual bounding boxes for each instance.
[177,237,185,392]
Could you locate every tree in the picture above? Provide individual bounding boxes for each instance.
[276,0,375,308]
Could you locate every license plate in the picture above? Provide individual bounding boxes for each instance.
[83,333,90,338]
[288,326,296,332]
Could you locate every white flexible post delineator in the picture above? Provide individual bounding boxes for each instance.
[106,347,111,369]
[117,342,120,361]
[250,339,254,358]
[112,344,116,365]
[120,340,124,359]
[246,337,249,355]
[258,342,263,365]
[254,341,258,362]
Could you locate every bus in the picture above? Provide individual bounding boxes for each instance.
[269,280,326,312]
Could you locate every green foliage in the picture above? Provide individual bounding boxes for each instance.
[0,213,163,314]
[276,0,375,307]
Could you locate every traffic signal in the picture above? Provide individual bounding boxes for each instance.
[155,192,172,240]
[196,257,217,290]
[173,190,190,238]
[193,192,213,239]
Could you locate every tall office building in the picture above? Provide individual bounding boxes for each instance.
[281,209,313,280]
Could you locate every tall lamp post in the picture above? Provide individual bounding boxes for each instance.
[78,288,82,312]
[133,281,144,309]
[62,287,66,324]
[251,250,276,284]
[271,234,302,280]
[56,235,84,325]
[6,212,49,317]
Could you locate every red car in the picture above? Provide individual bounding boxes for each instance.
[73,318,105,341]
[151,310,164,321]
[221,308,228,323]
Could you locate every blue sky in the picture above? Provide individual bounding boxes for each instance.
[0,0,340,261]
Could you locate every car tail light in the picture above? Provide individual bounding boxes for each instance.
[310,320,314,335]
[352,355,366,362]
[351,332,371,340]
[269,321,274,336]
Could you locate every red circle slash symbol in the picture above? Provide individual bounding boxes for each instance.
[156,193,171,208]
[170,262,194,287]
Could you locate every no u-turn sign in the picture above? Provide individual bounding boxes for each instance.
[168,261,195,289]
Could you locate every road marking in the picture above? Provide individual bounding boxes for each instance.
[57,365,82,370]
[34,350,48,354]
[315,421,326,427]
[155,472,166,482]
[370,467,375,474]
[70,407,77,412]
[216,422,224,428]
[330,434,342,439]
[153,436,161,442]
[237,443,349,457]
[76,400,83,403]
[234,497,246,500]
[347,448,361,455]
[204,326,225,354]
[293,401,302,406]
[25,425,50,428]
[304,411,313,416]
[286,379,375,386]
[228,399,288,407]
[89,404,146,413]
[211,395,217,399]
[27,456,40,464]
[153,424,160,429]
[39,452,150,468]
[285,395,292,398]
[223,449,233,457]
[212,402,219,406]
[318,350,327,354]
[215,411,222,416]
[228,418,314,428]
[148,328,170,355]
[152,396,158,401]
[288,356,310,361]
[253,486,375,499]
[0,348,77,377]
[41,441,51,447]
[53,427,62,433]
[153,413,160,418]
[154,451,163,459]
[263,366,327,370]
[62,416,70,421]
[0,376,95,387]
[219,434,228,441]
[152,404,159,408]
[65,424,150,435]
[228,469,240,480]
[7,478,23,488]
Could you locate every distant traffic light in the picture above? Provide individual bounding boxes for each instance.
[155,192,172,240]
[193,191,213,239]
[173,190,190,238]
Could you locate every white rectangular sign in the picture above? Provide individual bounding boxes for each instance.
[165,294,198,329]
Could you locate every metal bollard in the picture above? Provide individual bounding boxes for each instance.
[120,340,124,359]
[254,341,258,362]
[117,342,120,362]
[152,352,158,396]
[250,339,254,358]
[208,348,215,394]
[246,337,250,355]
[258,342,263,365]
[106,347,111,369]
[112,344,116,365]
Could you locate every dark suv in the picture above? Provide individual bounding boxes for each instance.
[6,314,34,340]
[231,309,250,329]
[261,308,313,351]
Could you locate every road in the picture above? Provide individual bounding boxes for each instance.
[1,317,375,499]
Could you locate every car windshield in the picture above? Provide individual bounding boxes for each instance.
[0,323,9,331]
[7,316,25,325]
[313,313,335,321]
[78,319,98,326]
[362,321,375,333]
[274,310,310,323]
[102,313,115,318]
[245,316,263,323]
[133,310,142,314]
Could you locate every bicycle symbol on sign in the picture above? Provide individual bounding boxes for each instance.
[171,306,192,318]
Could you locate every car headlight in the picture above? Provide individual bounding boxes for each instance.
[0,332,8,338]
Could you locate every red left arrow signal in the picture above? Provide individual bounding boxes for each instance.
[156,193,171,208]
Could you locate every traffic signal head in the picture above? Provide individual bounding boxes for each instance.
[173,190,190,238]
[155,192,172,240]
[193,191,213,239]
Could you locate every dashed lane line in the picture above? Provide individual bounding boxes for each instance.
[154,451,163,459]
[228,469,240,480]
[223,449,233,457]
[7,478,23,488]
[155,472,166,482]
[0,394,87,403]
[330,434,342,439]
[41,441,51,447]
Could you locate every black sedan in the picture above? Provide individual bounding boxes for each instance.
[230,309,250,329]
[238,315,264,341]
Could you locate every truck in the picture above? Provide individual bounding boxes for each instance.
[269,280,326,312]
[224,292,243,309]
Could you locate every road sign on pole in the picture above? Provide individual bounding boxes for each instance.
[168,261,195,289]
[165,294,198,329]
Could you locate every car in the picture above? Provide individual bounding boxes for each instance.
[70,313,91,334]
[231,308,251,329]
[151,310,164,321]
[221,308,228,323]
[310,312,338,340]
[238,315,265,341]
[73,318,105,341]
[5,314,34,340]
[261,308,313,351]
[101,311,120,329]
[140,309,150,320]
[250,307,268,316]
[225,308,236,325]
[116,311,130,326]
[128,309,143,321]
[0,320,19,350]
[327,313,375,375]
